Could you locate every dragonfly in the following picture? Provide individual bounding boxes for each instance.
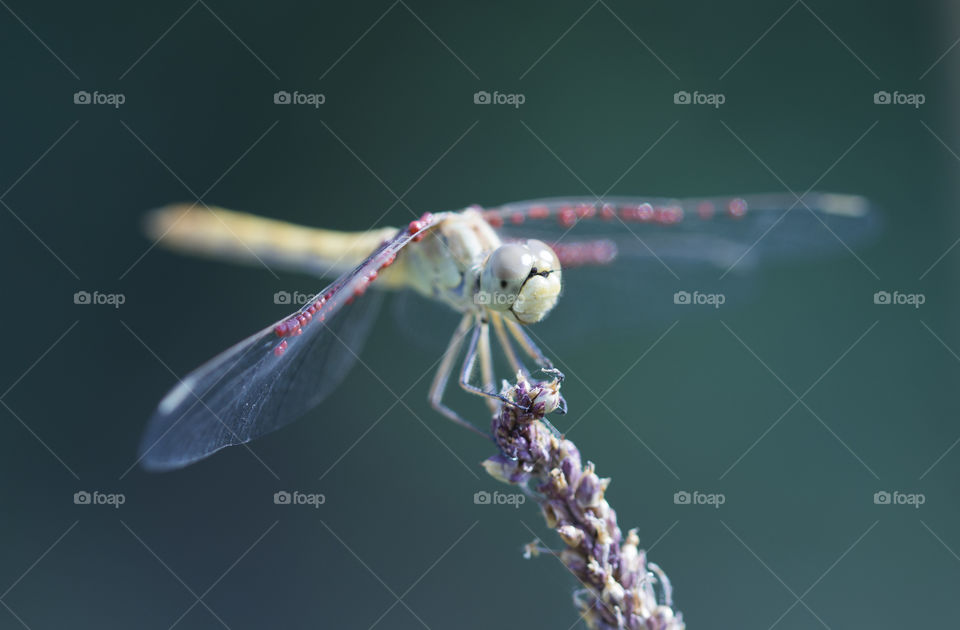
[138,192,875,471]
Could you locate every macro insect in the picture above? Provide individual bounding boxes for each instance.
[137,193,873,470]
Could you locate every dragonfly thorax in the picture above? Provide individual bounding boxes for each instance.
[479,240,562,324]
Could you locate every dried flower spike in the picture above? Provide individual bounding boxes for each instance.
[484,373,685,630]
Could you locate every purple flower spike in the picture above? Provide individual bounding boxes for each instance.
[486,374,685,630]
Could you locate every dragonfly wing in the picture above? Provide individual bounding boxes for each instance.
[139,221,424,471]
[487,193,879,272]
[486,193,879,330]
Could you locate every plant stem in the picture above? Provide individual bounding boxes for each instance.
[482,374,685,630]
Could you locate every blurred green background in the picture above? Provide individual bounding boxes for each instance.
[2,1,959,627]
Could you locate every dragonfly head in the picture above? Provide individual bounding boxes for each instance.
[480,240,562,324]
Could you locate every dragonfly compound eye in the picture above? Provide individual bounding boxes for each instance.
[480,241,562,324]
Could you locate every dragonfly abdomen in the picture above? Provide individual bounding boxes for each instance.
[144,204,403,281]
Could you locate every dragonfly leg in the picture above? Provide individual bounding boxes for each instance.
[504,319,568,415]
[503,318,554,370]
[428,314,488,438]
[460,318,527,412]
[492,317,564,435]
[477,318,498,413]
[491,313,530,379]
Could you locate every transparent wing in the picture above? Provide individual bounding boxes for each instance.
[485,192,879,272]
[482,193,879,331]
[138,221,426,471]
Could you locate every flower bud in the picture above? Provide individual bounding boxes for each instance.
[541,501,562,528]
[532,381,561,415]
[557,524,584,547]
[561,549,586,574]
[481,454,517,484]
[546,467,568,495]
[585,557,605,583]
[575,466,604,508]
[603,575,625,605]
